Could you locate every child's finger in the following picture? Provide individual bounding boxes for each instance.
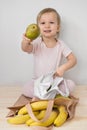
[22,34,32,42]
[53,72,59,79]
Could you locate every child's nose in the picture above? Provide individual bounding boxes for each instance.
[45,23,50,28]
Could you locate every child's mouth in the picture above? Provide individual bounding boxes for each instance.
[44,30,51,33]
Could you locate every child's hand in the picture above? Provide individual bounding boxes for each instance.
[53,67,65,78]
[22,33,32,44]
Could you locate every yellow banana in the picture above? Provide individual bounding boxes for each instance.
[54,105,68,127]
[18,100,48,115]
[30,110,58,127]
[55,94,70,100]
[26,110,46,126]
[26,118,35,126]
[18,106,27,115]
[18,106,39,115]
[7,114,30,124]
[36,110,46,119]
[31,100,48,111]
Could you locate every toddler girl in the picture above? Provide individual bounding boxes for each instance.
[21,8,77,98]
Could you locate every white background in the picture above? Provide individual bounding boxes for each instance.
[0,0,87,86]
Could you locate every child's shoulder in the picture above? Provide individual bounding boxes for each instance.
[57,39,66,46]
[57,39,71,50]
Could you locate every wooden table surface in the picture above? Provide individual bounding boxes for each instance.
[0,85,87,130]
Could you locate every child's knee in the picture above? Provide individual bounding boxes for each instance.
[22,81,34,98]
[67,79,75,93]
[59,79,76,94]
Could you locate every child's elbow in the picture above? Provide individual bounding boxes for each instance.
[73,56,77,66]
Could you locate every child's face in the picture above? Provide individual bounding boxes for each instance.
[38,12,60,38]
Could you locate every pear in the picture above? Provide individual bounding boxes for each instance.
[25,23,40,40]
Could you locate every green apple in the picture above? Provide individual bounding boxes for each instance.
[25,23,40,40]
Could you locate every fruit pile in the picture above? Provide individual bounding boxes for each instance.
[7,99,68,127]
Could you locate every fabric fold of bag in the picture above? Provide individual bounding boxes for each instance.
[7,94,32,117]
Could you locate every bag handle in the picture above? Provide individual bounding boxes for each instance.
[26,100,54,122]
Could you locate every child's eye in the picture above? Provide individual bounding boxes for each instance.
[50,22,54,24]
[40,22,45,24]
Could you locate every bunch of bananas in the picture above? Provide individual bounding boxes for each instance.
[7,99,68,127]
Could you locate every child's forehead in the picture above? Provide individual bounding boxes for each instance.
[40,12,57,19]
[42,12,56,16]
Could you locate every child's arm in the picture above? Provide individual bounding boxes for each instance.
[21,34,33,53]
[54,53,77,77]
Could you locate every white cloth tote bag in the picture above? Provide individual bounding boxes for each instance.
[34,72,69,100]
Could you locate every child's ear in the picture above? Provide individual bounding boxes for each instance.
[57,25,60,32]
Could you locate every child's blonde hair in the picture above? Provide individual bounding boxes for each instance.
[37,8,61,25]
